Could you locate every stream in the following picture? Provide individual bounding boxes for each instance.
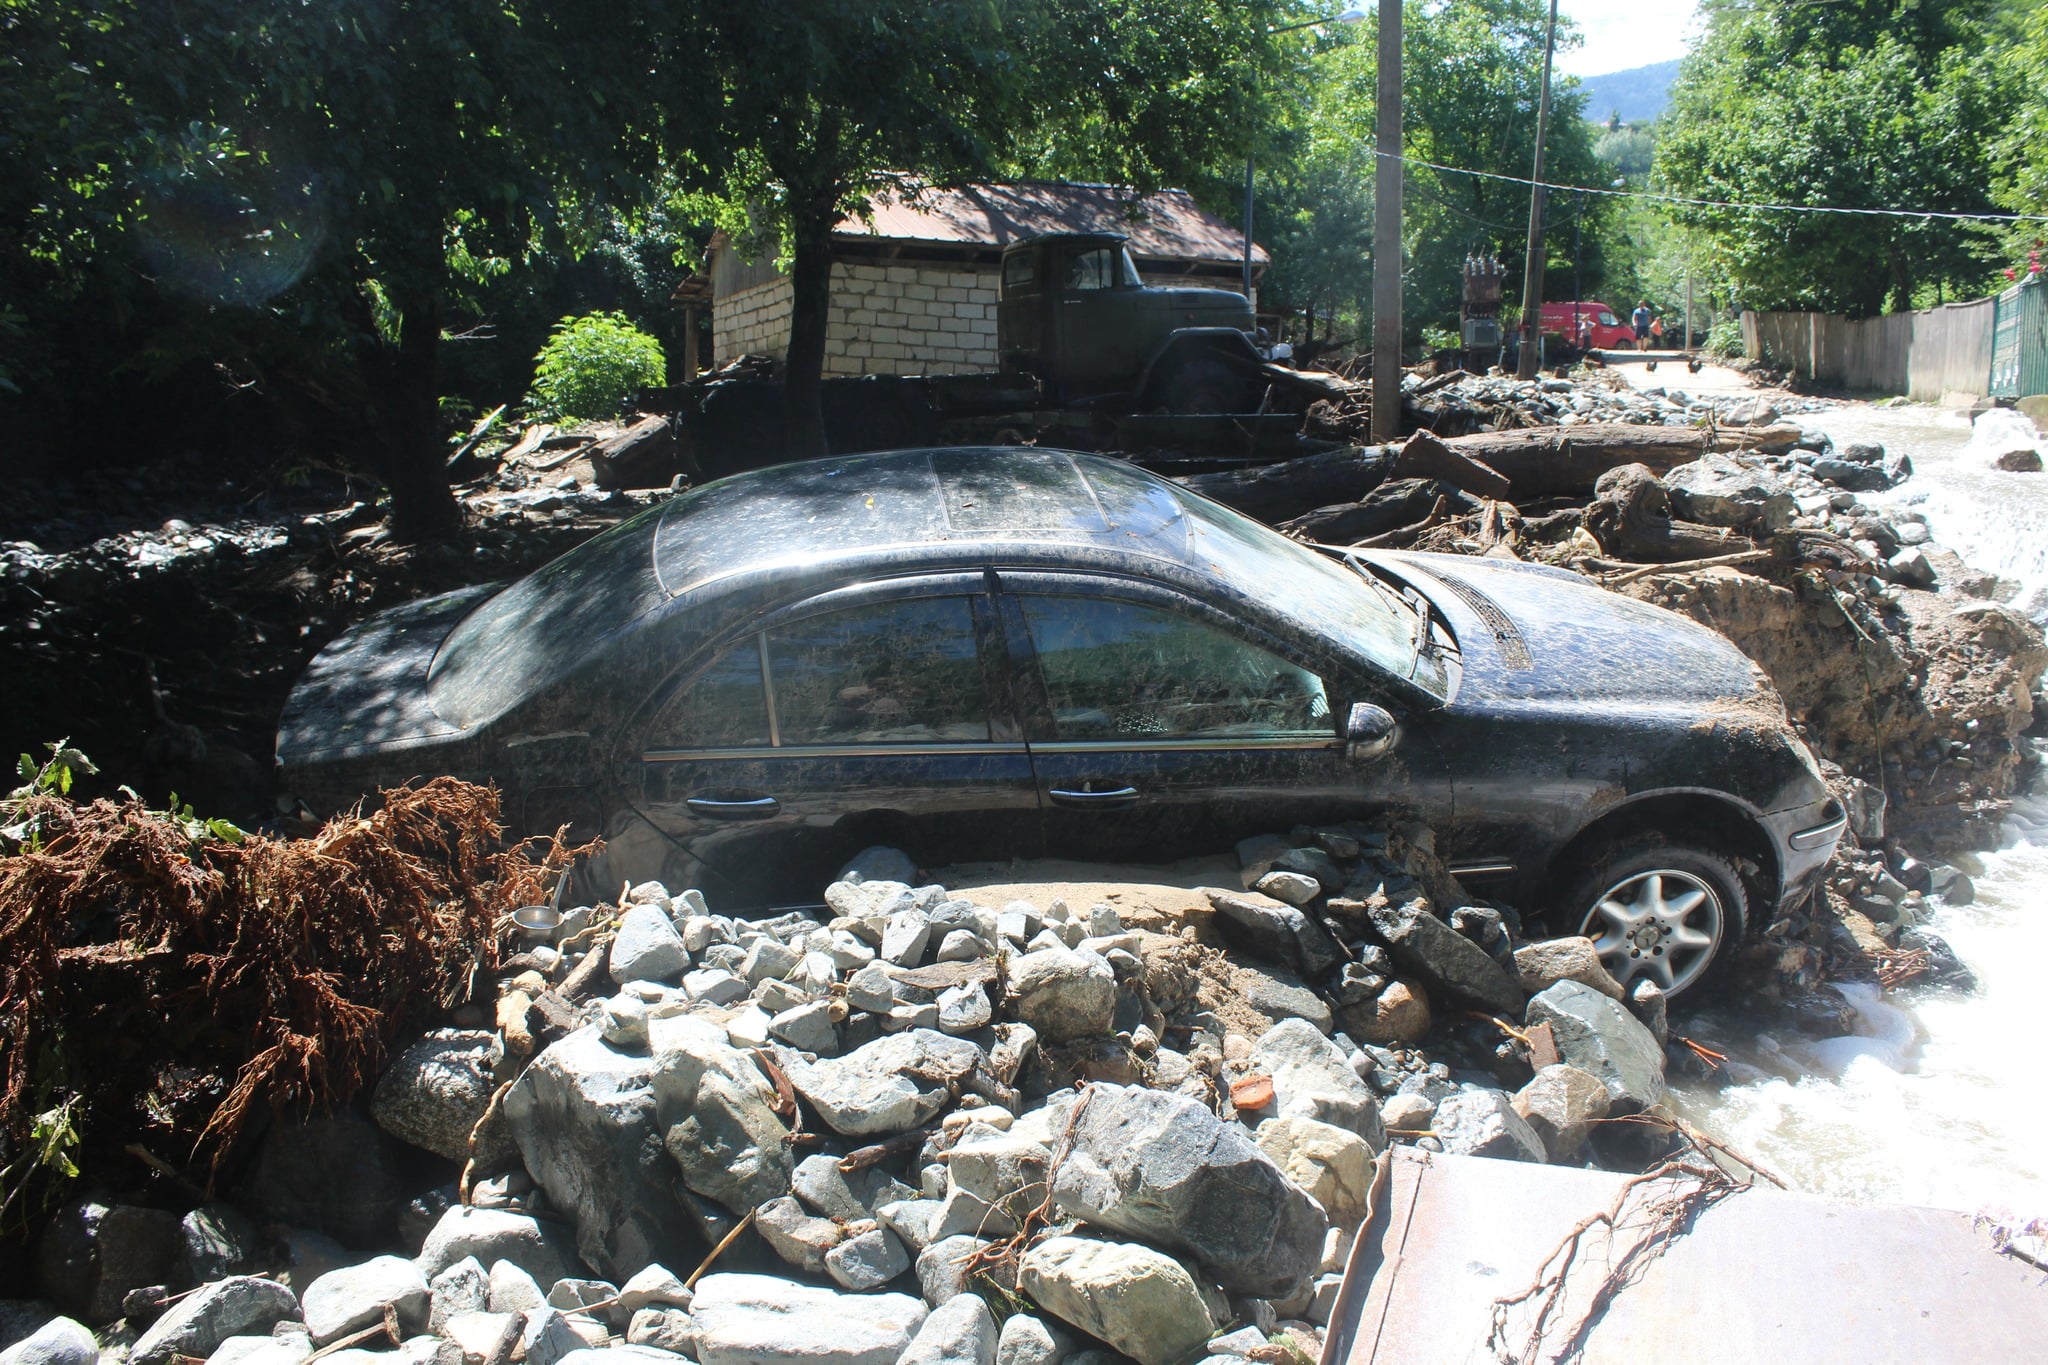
[1675,402,2048,1218]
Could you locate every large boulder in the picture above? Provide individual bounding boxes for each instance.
[648,1014,796,1212]
[1358,897,1524,1015]
[1051,1084,1327,1297]
[301,1256,429,1346]
[610,905,691,985]
[177,1204,266,1286]
[505,1025,700,1280]
[1663,453,1797,534]
[1525,980,1667,1113]
[689,1273,926,1365]
[781,1030,983,1137]
[129,1278,298,1365]
[239,1111,413,1249]
[1512,1065,1612,1162]
[372,1030,502,1162]
[899,1293,997,1365]
[1249,1019,1386,1150]
[1003,948,1115,1043]
[0,1319,97,1365]
[1513,939,1623,1002]
[33,1199,182,1323]
[1253,1117,1374,1225]
[1017,1237,1215,1365]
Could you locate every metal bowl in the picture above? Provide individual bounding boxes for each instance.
[509,905,561,939]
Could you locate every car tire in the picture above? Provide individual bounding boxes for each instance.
[1552,838,1748,999]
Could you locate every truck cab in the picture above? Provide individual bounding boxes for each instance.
[996,232,1264,411]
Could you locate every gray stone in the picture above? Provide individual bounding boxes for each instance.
[1663,453,1798,534]
[994,1315,1071,1365]
[1235,833,1294,885]
[1253,871,1321,907]
[915,1235,991,1307]
[611,905,691,984]
[839,846,920,885]
[882,912,934,967]
[428,1257,488,1332]
[648,1013,796,1213]
[178,1204,266,1286]
[1525,980,1667,1113]
[131,1278,298,1365]
[1052,1084,1327,1297]
[846,963,897,1012]
[791,1154,906,1222]
[935,930,988,963]
[937,982,993,1034]
[1431,1090,1546,1163]
[690,1272,926,1365]
[1513,938,1624,1002]
[502,1027,690,1281]
[900,1293,996,1365]
[784,1030,985,1137]
[1004,947,1115,1043]
[1888,546,1937,589]
[242,1111,413,1249]
[34,1198,184,1322]
[545,1279,617,1315]
[1017,1237,1215,1365]
[684,968,749,1006]
[1512,1065,1613,1162]
[204,1333,313,1365]
[769,1000,841,1055]
[625,1307,698,1354]
[826,1226,911,1292]
[372,1030,500,1162]
[1250,1018,1386,1148]
[617,1264,692,1314]
[1203,889,1338,976]
[1725,397,1778,427]
[755,1197,843,1275]
[0,1320,96,1365]
[1628,978,1670,1046]
[520,1308,584,1365]
[1235,963,1334,1033]
[416,1209,574,1287]
[600,994,652,1049]
[435,1311,513,1365]
[877,1198,945,1252]
[302,1256,429,1346]
[945,1132,1051,1211]
[487,1260,545,1312]
[1360,896,1524,1014]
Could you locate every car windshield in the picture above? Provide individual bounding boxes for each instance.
[1143,470,1445,697]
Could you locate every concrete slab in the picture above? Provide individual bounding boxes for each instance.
[1323,1148,2048,1365]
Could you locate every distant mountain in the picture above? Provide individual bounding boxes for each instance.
[1575,59,1682,126]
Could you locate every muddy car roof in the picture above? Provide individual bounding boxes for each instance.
[650,447,1191,597]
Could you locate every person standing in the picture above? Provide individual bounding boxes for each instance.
[1632,300,1652,351]
[1650,313,1664,347]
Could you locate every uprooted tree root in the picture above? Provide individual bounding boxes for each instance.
[0,777,590,1231]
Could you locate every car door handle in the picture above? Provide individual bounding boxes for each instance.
[686,795,780,820]
[1048,786,1141,808]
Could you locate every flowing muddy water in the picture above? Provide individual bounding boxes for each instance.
[1675,402,2048,1216]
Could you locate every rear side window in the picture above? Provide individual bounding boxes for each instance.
[1002,252,1036,297]
[1019,596,1330,740]
[647,596,991,749]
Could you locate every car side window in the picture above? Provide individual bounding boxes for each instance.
[769,597,991,745]
[1018,596,1331,740]
[653,641,771,749]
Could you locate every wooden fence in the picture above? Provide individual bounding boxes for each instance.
[1742,296,1997,400]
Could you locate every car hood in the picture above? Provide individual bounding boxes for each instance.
[276,584,495,763]
[1369,551,1774,711]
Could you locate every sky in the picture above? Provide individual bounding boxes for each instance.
[1557,0,1702,77]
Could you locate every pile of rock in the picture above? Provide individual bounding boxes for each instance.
[5,829,1692,1365]
[1401,369,1834,437]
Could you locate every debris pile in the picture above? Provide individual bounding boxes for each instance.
[7,826,1735,1365]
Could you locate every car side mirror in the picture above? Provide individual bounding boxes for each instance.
[1345,702,1399,762]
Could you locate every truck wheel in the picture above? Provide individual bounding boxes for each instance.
[1552,838,1748,998]
[1158,353,1248,414]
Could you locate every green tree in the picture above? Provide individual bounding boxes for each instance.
[1992,0,2048,231]
[1656,0,2011,316]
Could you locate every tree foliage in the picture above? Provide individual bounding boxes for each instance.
[1656,0,2012,316]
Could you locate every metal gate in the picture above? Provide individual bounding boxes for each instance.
[1989,275,2048,398]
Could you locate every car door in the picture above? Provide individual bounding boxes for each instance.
[1055,245,1144,396]
[1000,574,1430,865]
[631,573,1039,906]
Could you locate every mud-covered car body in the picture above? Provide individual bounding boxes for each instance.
[278,448,1844,923]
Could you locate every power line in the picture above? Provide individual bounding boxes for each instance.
[1378,149,2048,224]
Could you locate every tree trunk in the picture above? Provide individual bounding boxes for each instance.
[1434,423,1788,499]
[378,296,463,544]
[782,204,836,463]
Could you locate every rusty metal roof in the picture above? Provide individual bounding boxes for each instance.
[836,179,1268,267]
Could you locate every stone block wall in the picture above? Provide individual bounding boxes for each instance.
[711,260,1002,376]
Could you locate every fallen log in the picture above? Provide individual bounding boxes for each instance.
[1277,479,1468,544]
[1179,430,1510,522]
[588,414,678,490]
[1437,423,1785,499]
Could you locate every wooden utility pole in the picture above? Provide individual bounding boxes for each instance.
[1371,0,1403,441]
[1514,0,1560,379]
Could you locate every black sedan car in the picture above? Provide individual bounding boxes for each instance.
[278,447,1846,996]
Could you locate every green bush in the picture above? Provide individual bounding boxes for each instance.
[528,311,667,420]
[1703,317,1745,359]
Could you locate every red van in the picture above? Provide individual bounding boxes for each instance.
[1539,301,1632,349]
